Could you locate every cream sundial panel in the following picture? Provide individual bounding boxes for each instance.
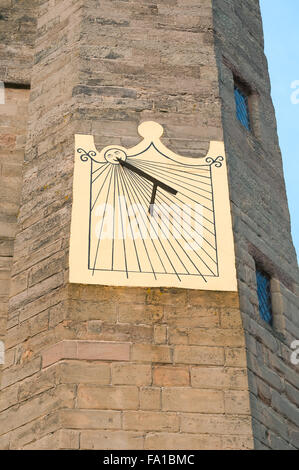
[69,121,237,291]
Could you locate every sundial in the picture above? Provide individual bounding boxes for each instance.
[70,121,237,291]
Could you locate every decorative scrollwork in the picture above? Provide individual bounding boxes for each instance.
[77,148,97,163]
[205,155,224,168]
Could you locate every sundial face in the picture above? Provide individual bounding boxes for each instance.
[70,121,237,291]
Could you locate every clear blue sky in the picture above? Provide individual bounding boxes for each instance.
[260,0,299,258]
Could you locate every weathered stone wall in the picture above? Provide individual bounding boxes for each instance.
[0,0,254,450]
[213,0,299,450]
[0,0,37,387]
[0,0,37,84]
[0,0,297,451]
[0,86,30,387]
[0,0,82,449]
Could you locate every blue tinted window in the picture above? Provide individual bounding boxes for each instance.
[256,269,273,325]
[234,86,251,131]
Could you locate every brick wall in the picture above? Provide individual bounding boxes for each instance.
[0,0,37,84]
[0,0,254,449]
[213,0,299,449]
[0,0,297,450]
[0,0,82,449]
[0,287,253,450]
[0,0,37,389]
[0,86,31,386]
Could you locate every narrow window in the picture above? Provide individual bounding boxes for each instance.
[256,267,273,325]
[234,81,251,131]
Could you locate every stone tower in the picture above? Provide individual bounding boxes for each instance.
[0,0,298,450]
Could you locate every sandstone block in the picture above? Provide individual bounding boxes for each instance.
[162,388,224,413]
[153,366,190,387]
[77,385,139,410]
[111,363,151,386]
[80,430,144,450]
[123,411,179,432]
[174,345,224,365]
